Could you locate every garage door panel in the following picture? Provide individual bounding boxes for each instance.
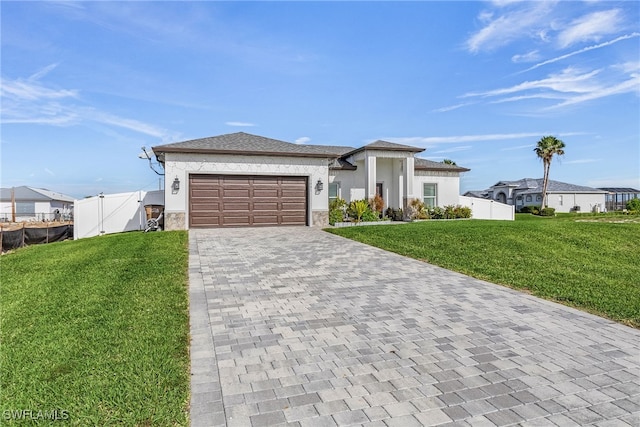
[190,174,307,228]
[191,190,221,198]
[191,202,221,211]
[253,189,279,197]
[252,203,279,211]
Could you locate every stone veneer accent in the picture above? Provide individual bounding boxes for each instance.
[312,210,329,227]
[164,212,186,231]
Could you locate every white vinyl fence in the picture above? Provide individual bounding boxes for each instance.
[459,196,514,221]
[74,190,164,239]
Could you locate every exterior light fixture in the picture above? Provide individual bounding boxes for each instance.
[172,177,180,193]
[316,179,323,192]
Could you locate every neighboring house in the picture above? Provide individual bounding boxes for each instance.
[0,186,74,222]
[465,178,607,213]
[597,187,640,211]
[152,132,471,229]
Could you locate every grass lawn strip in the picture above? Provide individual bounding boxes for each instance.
[326,215,640,328]
[0,231,190,425]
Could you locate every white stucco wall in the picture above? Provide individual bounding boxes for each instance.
[545,192,606,213]
[413,171,461,207]
[331,166,464,210]
[330,168,364,204]
[163,152,329,228]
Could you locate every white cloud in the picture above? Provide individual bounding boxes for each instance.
[500,144,535,151]
[465,2,555,53]
[465,67,602,99]
[522,33,640,73]
[44,168,55,176]
[464,64,639,111]
[1,74,176,142]
[432,102,475,113]
[386,132,586,147]
[295,137,311,145]
[433,146,472,154]
[225,121,255,127]
[557,9,622,48]
[512,50,541,63]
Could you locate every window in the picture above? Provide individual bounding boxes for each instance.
[526,195,532,202]
[423,183,437,208]
[536,195,542,201]
[16,202,35,215]
[558,195,563,206]
[329,182,339,204]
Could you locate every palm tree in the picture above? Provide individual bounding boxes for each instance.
[534,136,566,208]
[442,159,457,165]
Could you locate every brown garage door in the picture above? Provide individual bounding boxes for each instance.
[189,174,308,227]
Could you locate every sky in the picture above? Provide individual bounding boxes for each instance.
[1,1,639,199]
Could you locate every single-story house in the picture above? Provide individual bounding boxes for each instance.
[464,178,607,213]
[0,186,75,222]
[152,132,470,229]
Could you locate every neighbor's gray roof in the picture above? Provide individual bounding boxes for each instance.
[415,158,470,172]
[0,186,75,202]
[463,190,488,198]
[492,178,605,194]
[153,132,345,158]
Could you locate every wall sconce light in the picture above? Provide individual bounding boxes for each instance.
[172,177,180,194]
[315,179,323,192]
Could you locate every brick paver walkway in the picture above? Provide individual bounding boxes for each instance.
[188,227,639,426]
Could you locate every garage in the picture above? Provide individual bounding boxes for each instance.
[189,174,308,227]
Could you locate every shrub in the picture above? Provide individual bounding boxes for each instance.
[408,199,426,220]
[444,205,456,219]
[626,198,640,213]
[538,207,556,216]
[329,198,347,225]
[429,206,445,219]
[519,205,540,214]
[329,209,344,225]
[384,207,404,221]
[369,194,384,215]
[348,199,371,223]
[454,205,472,218]
[361,209,379,222]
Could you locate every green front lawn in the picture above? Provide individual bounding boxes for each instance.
[0,231,190,425]
[327,215,640,327]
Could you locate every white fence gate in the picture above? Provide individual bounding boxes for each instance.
[459,196,514,221]
[74,190,164,239]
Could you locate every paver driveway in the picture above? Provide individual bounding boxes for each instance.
[188,227,639,427]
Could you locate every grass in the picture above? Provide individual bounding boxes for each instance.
[0,231,190,425]
[326,213,640,328]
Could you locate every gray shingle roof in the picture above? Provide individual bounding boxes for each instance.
[415,158,470,172]
[0,186,75,202]
[153,132,470,173]
[153,132,345,158]
[488,178,605,194]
